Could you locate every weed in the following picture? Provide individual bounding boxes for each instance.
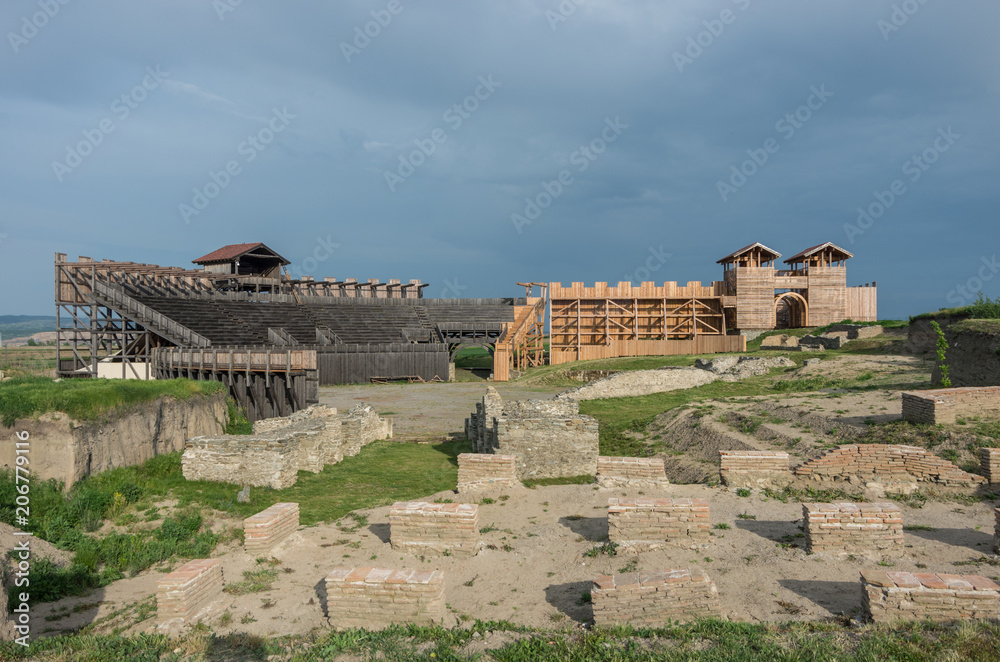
[735,488,752,497]
[713,523,730,530]
[584,541,619,558]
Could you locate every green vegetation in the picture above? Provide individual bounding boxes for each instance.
[522,474,595,488]
[0,438,469,605]
[912,292,1000,321]
[931,320,951,387]
[0,375,224,426]
[223,397,253,435]
[4,620,1000,661]
[0,314,56,338]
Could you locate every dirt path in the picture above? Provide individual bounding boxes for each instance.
[319,382,564,441]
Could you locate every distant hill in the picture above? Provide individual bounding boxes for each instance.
[0,315,57,340]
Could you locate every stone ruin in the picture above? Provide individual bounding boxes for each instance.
[182,404,393,489]
[760,324,884,351]
[694,355,796,381]
[464,387,599,480]
[719,444,986,495]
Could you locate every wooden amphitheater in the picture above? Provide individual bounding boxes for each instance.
[54,240,873,418]
[54,243,544,419]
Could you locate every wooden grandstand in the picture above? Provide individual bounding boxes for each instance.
[55,248,533,419]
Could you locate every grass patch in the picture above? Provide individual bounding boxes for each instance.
[223,567,280,596]
[0,438,470,605]
[0,376,224,427]
[522,474,595,488]
[5,619,1000,661]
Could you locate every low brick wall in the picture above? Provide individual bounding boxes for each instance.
[718,450,792,489]
[794,444,985,487]
[982,448,1000,484]
[608,498,710,550]
[597,456,669,488]
[156,559,223,626]
[592,567,722,625]
[465,386,503,453]
[325,567,445,627]
[243,502,299,553]
[389,501,480,557]
[862,570,1000,623]
[902,386,1000,425]
[803,502,903,556]
[341,404,393,457]
[182,435,299,489]
[456,453,520,491]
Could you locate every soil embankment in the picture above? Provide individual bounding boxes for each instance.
[0,393,226,487]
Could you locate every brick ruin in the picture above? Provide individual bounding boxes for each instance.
[862,570,1000,623]
[456,453,521,492]
[719,444,986,493]
[388,501,480,557]
[182,404,393,489]
[592,567,722,626]
[803,502,903,557]
[243,502,299,554]
[156,559,224,628]
[464,388,599,480]
[902,387,1000,425]
[324,567,445,628]
[980,448,1000,484]
[608,498,711,550]
[596,456,670,488]
[795,444,985,488]
[718,450,791,489]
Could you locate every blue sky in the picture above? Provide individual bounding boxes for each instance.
[1,0,997,319]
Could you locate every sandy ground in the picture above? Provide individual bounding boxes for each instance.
[319,382,563,441]
[21,353,1000,637]
[31,482,1000,637]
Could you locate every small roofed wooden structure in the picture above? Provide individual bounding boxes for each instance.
[783,242,853,270]
[717,242,781,270]
[193,243,289,278]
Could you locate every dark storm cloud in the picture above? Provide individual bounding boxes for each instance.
[1,0,998,317]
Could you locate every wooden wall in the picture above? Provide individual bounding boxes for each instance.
[317,343,450,384]
[805,267,847,326]
[549,281,725,299]
[734,267,776,329]
[845,283,878,322]
[550,335,745,365]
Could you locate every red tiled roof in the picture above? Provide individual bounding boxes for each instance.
[783,242,853,264]
[193,243,288,265]
[716,242,781,264]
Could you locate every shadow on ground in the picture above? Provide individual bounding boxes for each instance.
[544,581,594,624]
[559,516,608,542]
[779,579,861,616]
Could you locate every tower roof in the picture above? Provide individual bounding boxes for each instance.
[717,242,781,264]
[193,243,289,266]
[783,242,853,264]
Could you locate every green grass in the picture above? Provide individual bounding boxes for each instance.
[4,620,1000,661]
[454,345,494,370]
[522,474,595,488]
[911,293,1000,322]
[0,375,224,426]
[0,439,469,606]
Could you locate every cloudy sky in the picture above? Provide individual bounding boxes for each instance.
[1,0,997,319]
